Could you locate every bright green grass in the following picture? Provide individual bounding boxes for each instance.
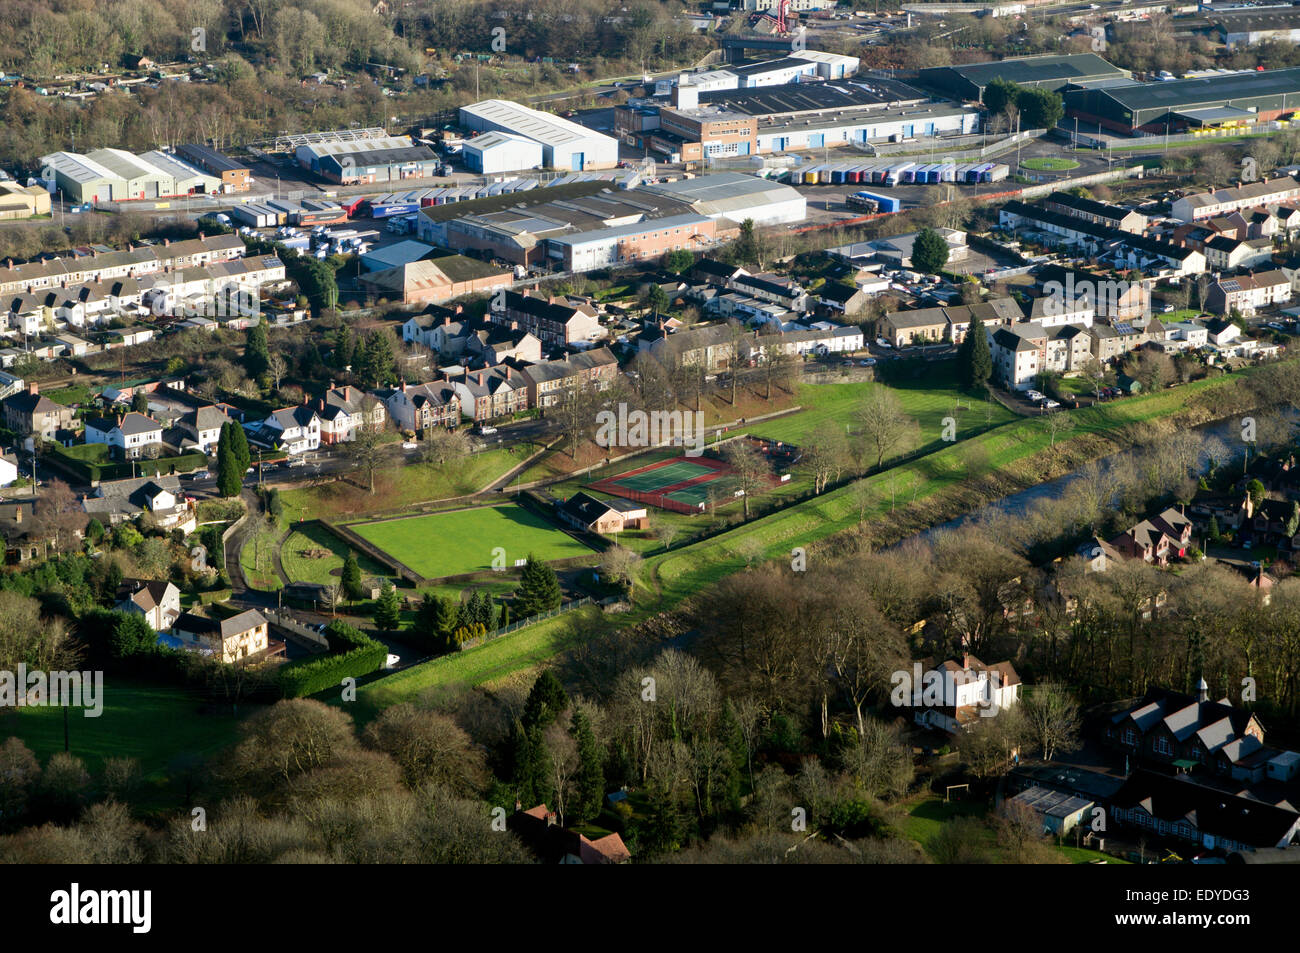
[239,525,285,591]
[281,522,392,586]
[0,679,245,778]
[352,504,595,579]
[1021,157,1080,171]
[278,444,537,522]
[348,605,604,722]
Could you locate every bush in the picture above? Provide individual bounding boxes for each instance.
[278,639,387,698]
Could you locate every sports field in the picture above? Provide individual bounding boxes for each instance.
[350,504,595,579]
[588,455,737,513]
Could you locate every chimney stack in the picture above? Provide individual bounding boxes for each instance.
[28,382,37,395]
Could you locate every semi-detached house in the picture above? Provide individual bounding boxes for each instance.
[84,411,163,459]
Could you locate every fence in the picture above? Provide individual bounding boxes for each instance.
[455,596,615,651]
[595,485,705,516]
[264,608,330,650]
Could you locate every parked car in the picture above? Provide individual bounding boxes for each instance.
[1041,399,1061,410]
[860,358,877,366]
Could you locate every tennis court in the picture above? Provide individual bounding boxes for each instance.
[588,455,737,514]
[605,459,719,493]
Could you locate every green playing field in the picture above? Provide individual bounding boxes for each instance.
[351,504,595,579]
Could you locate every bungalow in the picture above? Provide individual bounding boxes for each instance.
[557,492,649,534]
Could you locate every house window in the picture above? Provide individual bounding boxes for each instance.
[1154,735,1173,756]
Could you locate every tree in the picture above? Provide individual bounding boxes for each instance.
[663,249,694,274]
[646,283,670,320]
[911,227,949,275]
[130,391,149,414]
[267,351,288,393]
[983,77,1020,116]
[341,551,364,603]
[721,439,769,520]
[374,581,401,631]
[1247,478,1267,509]
[804,421,850,494]
[216,433,241,498]
[33,479,87,553]
[344,420,386,494]
[415,592,458,651]
[1016,87,1064,129]
[855,384,918,471]
[732,218,767,269]
[570,708,604,823]
[358,328,396,388]
[1020,684,1081,761]
[600,544,643,601]
[523,670,569,730]
[957,316,992,392]
[515,554,562,618]
[1043,409,1077,456]
[245,321,270,378]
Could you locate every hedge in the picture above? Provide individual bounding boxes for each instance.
[277,620,386,698]
[48,446,207,483]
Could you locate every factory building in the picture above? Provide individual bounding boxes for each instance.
[459,100,620,171]
[462,131,545,174]
[175,144,253,192]
[919,53,1131,103]
[632,78,976,160]
[295,136,440,185]
[416,174,790,271]
[1064,67,1300,135]
[38,149,223,203]
[677,50,861,93]
[1214,8,1300,49]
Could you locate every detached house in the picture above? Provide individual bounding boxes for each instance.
[907,655,1022,735]
[557,492,648,534]
[176,405,230,454]
[2,383,74,440]
[255,404,320,455]
[1108,506,1193,565]
[168,609,277,663]
[84,411,163,459]
[115,578,181,632]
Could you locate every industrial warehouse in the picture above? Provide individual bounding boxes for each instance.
[295,135,441,185]
[1063,66,1300,135]
[415,173,804,271]
[458,100,620,171]
[38,148,224,203]
[918,52,1132,103]
[617,74,978,162]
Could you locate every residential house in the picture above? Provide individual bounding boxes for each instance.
[1205,317,1241,347]
[84,411,163,459]
[168,609,276,663]
[1107,506,1193,565]
[115,578,181,632]
[175,404,229,454]
[519,347,619,410]
[465,324,543,367]
[490,290,603,347]
[508,803,632,864]
[451,366,529,422]
[377,381,461,432]
[1042,190,1147,233]
[1206,271,1292,316]
[2,383,74,439]
[316,383,387,445]
[1034,264,1152,321]
[644,323,736,372]
[1106,685,1265,773]
[907,655,1022,735]
[83,475,196,532]
[0,500,55,564]
[1204,235,1275,272]
[254,404,321,455]
[879,298,1020,347]
[1110,770,1300,851]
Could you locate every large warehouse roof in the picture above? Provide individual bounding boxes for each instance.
[39,151,119,184]
[1083,66,1300,112]
[464,131,540,153]
[300,135,418,159]
[696,78,926,116]
[938,53,1124,88]
[85,148,169,182]
[137,151,220,189]
[460,101,614,148]
[639,172,802,217]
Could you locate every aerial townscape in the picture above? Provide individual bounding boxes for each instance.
[4,0,1300,896]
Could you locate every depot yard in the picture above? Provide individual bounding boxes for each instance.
[349,503,595,579]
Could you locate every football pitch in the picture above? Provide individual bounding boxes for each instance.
[350,504,595,579]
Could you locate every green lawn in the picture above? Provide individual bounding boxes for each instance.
[349,605,604,722]
[0,678,246,778]
[351,504,596,579]
[281,522,392,586]
[278,444,537,522]
[1021,157,1080,171]
[239,525,285,591]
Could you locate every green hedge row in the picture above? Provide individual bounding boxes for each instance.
[49,447,207,483]
[277,620,386,698]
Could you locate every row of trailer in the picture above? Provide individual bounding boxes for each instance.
[788,161,1009,187]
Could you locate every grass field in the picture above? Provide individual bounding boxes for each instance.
[352,504,596,579]
[239,525,285,591]
[281,522,392,586]
[1,679,246,779]
[278,444,538,522]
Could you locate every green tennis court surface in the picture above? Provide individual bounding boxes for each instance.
[666,478,737,506]
[608,459,718,492]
